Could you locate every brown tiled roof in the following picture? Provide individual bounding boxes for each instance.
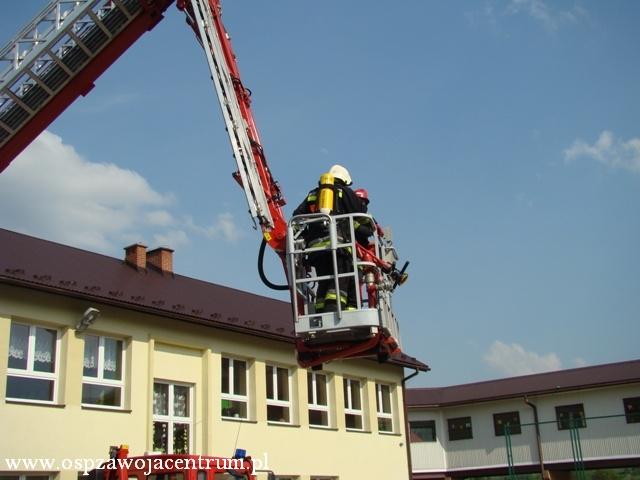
[0,228,428,371]
[407,359,640,407]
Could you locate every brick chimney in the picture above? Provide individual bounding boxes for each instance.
[147,247,174,274]
[124,243,147,270]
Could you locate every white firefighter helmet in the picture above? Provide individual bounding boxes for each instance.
[329,164,352,185]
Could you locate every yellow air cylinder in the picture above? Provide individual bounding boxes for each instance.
[318,172,335,214]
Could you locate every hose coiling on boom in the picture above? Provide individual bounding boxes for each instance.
[258,238,289,290]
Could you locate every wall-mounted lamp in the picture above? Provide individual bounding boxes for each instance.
[76,307,100,332]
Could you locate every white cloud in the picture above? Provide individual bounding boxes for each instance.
[564,130,640,174]
[506,0,587,30]
[215,212,243,242]
[484,340,562,376]
[184,213,244,244]
[0,131,173,252]
[573,357,588,368]
[0,131,243,254]
[473,0,588,31]
[153,230,189,249]
[146,210,174,227]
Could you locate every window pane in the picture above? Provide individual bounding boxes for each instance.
[267,405,290,423]
[0,476,20,480]
[309,409,329,426]
[342,379,348,408]
[83,335,99,377]
[556,404,586,430]
[266,365,274,399]
[350,380,361,410]
[173,423,190,454]
[317,375,327,405]
[307,373,314,402]
[174,385,190,417]
[221,399,247,419]
[34,327,56,373]
[410,420,436,442]
[233,360,247,396]
[493,412,521,436]
[346,413,363,430]
[6,375,54,401]
[154,383,169,415]
[378,417,393,432]
[103,338,123,380]
[624,397,640,424]
[448,417,473,440]
[153,421,168,453]
[380,385,391,413]
[82,383,122,406]
[8,323,29,370]
[221,357,230,394]
[276,367,289,401]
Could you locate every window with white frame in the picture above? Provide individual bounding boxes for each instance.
[153,381,192,453]
[82,334,124,408]
[6,322,59,403]
[343,377,364,430]
[221,356,248,419]
[1,474,52,480]
[375,383,393,432]
[307,371,330,427]
[266,364,291,423]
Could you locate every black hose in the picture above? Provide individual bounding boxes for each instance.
[258,238,289,290]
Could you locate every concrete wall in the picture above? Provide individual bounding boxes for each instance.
[0,284,411,480]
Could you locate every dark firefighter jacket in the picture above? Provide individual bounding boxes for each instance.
[293,181,372,244]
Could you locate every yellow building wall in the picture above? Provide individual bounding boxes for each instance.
[0,284,411,480]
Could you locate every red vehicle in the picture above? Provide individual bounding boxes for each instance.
[0,0,409,368]
[89,445,273,480]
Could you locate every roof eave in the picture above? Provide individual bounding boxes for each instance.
[1,276,294,344]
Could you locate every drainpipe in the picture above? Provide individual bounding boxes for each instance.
[524,396,547,480]
[402,369,421,480]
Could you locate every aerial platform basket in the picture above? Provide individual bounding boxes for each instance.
[286,212,403,368]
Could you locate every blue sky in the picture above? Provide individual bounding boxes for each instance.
[1,0,638,387]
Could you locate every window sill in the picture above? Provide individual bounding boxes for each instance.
[221,417,257,424]
[81,405,131,413]
[346,428,372,434]
[267,421,300,428]
[5,399,65,408]
[309,425,338,431]
[378,430,402,436]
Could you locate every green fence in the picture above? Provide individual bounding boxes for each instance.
[502,414,635,480]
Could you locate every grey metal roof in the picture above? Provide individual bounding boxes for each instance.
[407,359,640,407]
[0,228,428,371]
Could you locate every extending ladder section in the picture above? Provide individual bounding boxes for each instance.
[182,0,287,248]
[0,0,174,172]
